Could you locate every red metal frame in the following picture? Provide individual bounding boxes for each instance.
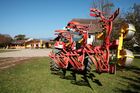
[49,8,120,74]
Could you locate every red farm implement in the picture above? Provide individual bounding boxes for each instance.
[49,8,136,81]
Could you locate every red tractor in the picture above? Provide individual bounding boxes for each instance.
[49,8,136,81]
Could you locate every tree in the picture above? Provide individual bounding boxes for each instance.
[14,34,26,40]
[92,0,114,16]
[0,34,12,48]
[111,17,125,41]
[123,4,140,50]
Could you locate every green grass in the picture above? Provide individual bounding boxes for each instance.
[0,57,139,93]
[0,49,18,53]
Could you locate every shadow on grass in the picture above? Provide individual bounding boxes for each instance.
[125,66,140,74]
[52,71,103,91]
[51,69,103,86]
[71,78,102,86]
[64,75,74,80]
[71,75,102,92]
[71,79,94,90]
[114,65,140,93]
[51,70,63,75]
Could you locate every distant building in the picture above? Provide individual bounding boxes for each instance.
[10,40,26,49]
[9,38,52,49]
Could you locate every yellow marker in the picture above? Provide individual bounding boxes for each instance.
[78,38,83,43]
[96,32,104,39]
[117,28,124,59]
[66,43,70,46]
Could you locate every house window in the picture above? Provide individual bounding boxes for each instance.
[36,44,39,48]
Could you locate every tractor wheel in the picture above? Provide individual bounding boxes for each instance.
[50,49,60,71]
[85,56,93,73]
[50,60,60,71]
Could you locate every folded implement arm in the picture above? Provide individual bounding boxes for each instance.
[49,8,136,77]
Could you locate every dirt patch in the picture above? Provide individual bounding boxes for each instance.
[0,49,52,70]
[0,57,31,70]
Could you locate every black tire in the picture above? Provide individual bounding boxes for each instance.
[50,60,59,71]
[50,49,60,71]
[85,56,93,73]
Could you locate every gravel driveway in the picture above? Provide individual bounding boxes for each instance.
[0,49,52,69]
[0,49,52,57]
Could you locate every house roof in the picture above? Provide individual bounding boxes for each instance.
[71,18,102,33]
[11,40,26,45]
[11,39,49,45]
[71,18,98,24]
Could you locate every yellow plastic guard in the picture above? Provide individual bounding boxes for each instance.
[78,38,83,43]
[66,43,70,46]
[96,32,104,39]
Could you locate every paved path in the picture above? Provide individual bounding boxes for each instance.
[0,49,52,57]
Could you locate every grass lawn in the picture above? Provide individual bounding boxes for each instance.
[0,49,18,53]
[0,57,139,93]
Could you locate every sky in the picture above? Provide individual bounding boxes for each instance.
[0,0,140,39]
